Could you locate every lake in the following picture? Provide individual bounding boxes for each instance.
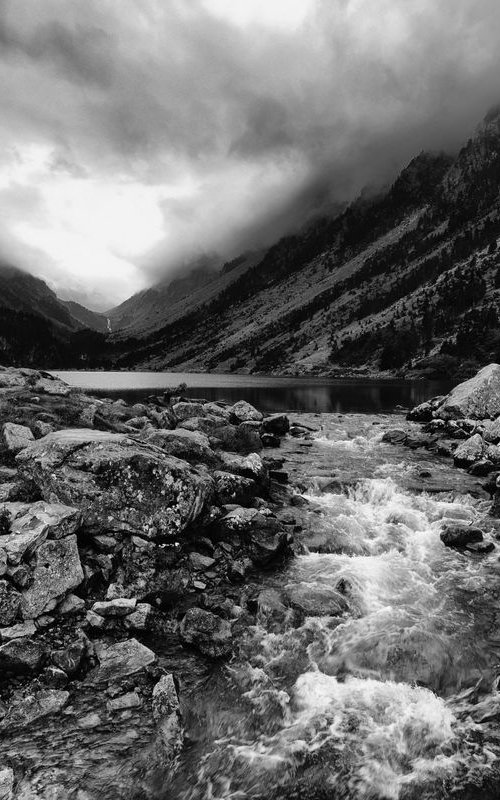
[52,370,453,414]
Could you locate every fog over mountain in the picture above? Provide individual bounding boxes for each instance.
[1,0,500,308]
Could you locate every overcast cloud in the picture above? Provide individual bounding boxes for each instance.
[0,0,500,309]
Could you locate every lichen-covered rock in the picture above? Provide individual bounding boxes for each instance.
[144,428,216,465]
[213,470,258,505]
[33,375,71,396]
[2,422,34,453]
[152,673,183,763]
[453,434,485,467]
[16,429,213,540]
[3,501,82,541]
[91,598,136,617]
[0,637,44,672]
[20,536,83,619]
[0,367,27,389]
[172,401,205,421]
[436,364,500,420]
[202,402,232,420]
[219,452,267,483]
[230,401,263,423]
[180,607,232,658]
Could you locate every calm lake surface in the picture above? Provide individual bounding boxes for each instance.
[53,371,454,414]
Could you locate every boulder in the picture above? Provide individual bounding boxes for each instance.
[483,418,500,444]
[219,452,267,483]
[0,621,36,641]
[453,434,485,467]
[20,536,83,619]
[440,525,484,547]
[406,401,435,422]
[202,402,232,420]
[17,429,213,540]
[262,414,290,435]
[152,673,183,763]
[0,637,44,672]
[33,375,71,396]
[261,433,280,448]
[124,602,153,631]
[91,598,137,617]
[91,638,156,683]
[216,508,290,566]
[3,501,81,540]
[382,429,408,445]
[172,401,205,421]
[284,583,349,617]
[230,401,263,424]
[1,423,34,454]
[436,364,500,420]
[0,367,26,389]
[188,552,216,571]
[144,428,216,465]
[180,607,232,658]
[52,636,88,675]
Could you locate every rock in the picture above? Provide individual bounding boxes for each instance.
[0,367,27,389]
[33,375,71,396]
[4,501,82,541]
[269,469,288,484]
[172,401,205,421]
[466,541,495,554]
[230,401,263,424]
[107,691,141,712]
[152,673,183,762]
[436,364,500,420]
[124,603,153,631]
[219,452,267,483]
[382,429,408,444]
[2,423,34,454]
[0,484,18,503]
[1,689,69,730]
[440,525,484,547]
[144,428,216,464]
[203,402,232,420]
[20,536,83,619]
[406,401,435,422]
[213,471,258,505]
[262,414,289,435]
[57,593,85,616]
[209,423,262,454]
[453,434,485,467]
[41,665,68,688]
[0,621,36,641]
[52,636,88,675]
[189,552,216,571]
[92,598,137,617]
[469,459,494,476]
[0,637,44,672]
[284,583,349,617]
[261,433,280,448]
[483,418,500,444]
[85,610,105,630]
[17,429,213,541]
[0,767,13,800]
[0,581,21,625]
[180,607,232,658]
[77,713,101,729]
[91,638,156,683]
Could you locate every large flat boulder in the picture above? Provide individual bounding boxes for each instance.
[436,364,500,420]
[90,638,156,683]
[16,429,213,540]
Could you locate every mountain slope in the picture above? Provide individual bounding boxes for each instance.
[109,107,500,378]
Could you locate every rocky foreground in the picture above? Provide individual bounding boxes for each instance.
[0,367,313,799]
[384,363,500,549]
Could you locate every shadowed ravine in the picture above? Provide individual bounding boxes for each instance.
[153,414,500,800]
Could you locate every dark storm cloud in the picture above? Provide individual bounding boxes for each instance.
[1,0,500,303]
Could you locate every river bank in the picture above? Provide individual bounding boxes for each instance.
[1,365,500,799]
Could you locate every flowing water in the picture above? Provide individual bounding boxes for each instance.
[5,410,500,799]
[163,414,500,800]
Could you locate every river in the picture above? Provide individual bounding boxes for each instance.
[24,374,499,799]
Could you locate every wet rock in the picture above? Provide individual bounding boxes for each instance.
[382,429,408,444]
[172,401,205,421]
[152,673,183,763]
[440,525,484,547]
[230,401,263,424]
[0,767,14,800]
[284,582,349,617]
[180,607,232,658]
[213,471,258,505]
[269,469,288,484]
[0,637,44,672]
[209,423,262,454]
[2,422,34,453]
[262,414,289,435]
[406,400,435,422]
[261,433,280,448]
[91,638,156,683]
[91,598,137,617]
[144,428,216,464]
[0,581,21,625]
[436,364,500,420]
[453,434,485,467]
[17,429,213,540]
[466,541,495,554]
[20,536,83,619]
[469,459,494,476]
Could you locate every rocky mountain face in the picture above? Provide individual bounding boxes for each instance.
[0,265,108,369]
[104,107,500,378]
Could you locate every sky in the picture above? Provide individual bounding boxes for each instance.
[1,0,500,310]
